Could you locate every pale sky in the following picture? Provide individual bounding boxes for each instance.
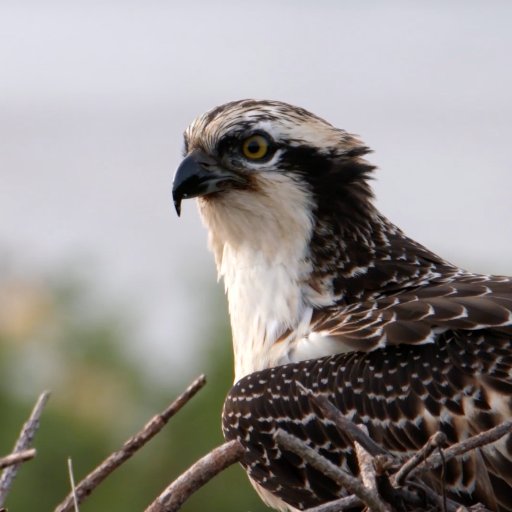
[1,1,511,381]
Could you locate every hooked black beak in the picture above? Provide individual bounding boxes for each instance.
[172,149,246,216]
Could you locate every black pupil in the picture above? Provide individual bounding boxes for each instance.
[247,139,261,154]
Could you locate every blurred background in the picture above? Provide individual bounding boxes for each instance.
[1,1,511,510]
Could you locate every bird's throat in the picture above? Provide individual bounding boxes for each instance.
[197,180,316,381]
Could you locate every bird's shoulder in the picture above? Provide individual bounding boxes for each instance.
[308,273,512,352]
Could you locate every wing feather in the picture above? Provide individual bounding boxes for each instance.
[223,330,512,511]
[309,275,512,351]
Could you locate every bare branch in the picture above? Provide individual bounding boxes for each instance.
[306,495,362,512]
[67,458,79,512]
[54,374,206,512]
[411,421,512,478]
[275,429,391,512]
[354,425,378,495]
[144,439,244,512]
[0,390,50,506]
[0,449,36,469]
[355,440,378,493]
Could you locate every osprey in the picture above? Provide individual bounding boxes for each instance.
[172,100,512,511]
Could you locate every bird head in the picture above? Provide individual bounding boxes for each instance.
[173,99,375,220]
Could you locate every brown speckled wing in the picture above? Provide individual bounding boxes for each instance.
[310,274,512,352]
[223,329,512,511]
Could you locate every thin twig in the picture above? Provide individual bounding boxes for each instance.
[296,383,388,457]
[67,458,79,512]
[394,431,446,485]
[411,420,512,477]
[0,449,36,469]
[439,446,447,512]
[54,375,206,512]
[0,390,50,506]
[275,429,390,512]
[144,439,244,512]
[306,495,362,512]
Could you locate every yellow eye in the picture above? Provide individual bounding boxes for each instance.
[241,134,270,160]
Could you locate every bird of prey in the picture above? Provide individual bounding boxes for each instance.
[172,100,512,511]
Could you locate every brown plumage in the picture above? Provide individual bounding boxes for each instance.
[173,99,512,511]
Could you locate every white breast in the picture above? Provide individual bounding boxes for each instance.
[197,172,316,381]
[221,242,309,380]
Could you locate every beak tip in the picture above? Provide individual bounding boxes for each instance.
[173,198,182,217]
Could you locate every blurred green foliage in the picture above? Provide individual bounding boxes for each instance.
[0,270,268,511]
